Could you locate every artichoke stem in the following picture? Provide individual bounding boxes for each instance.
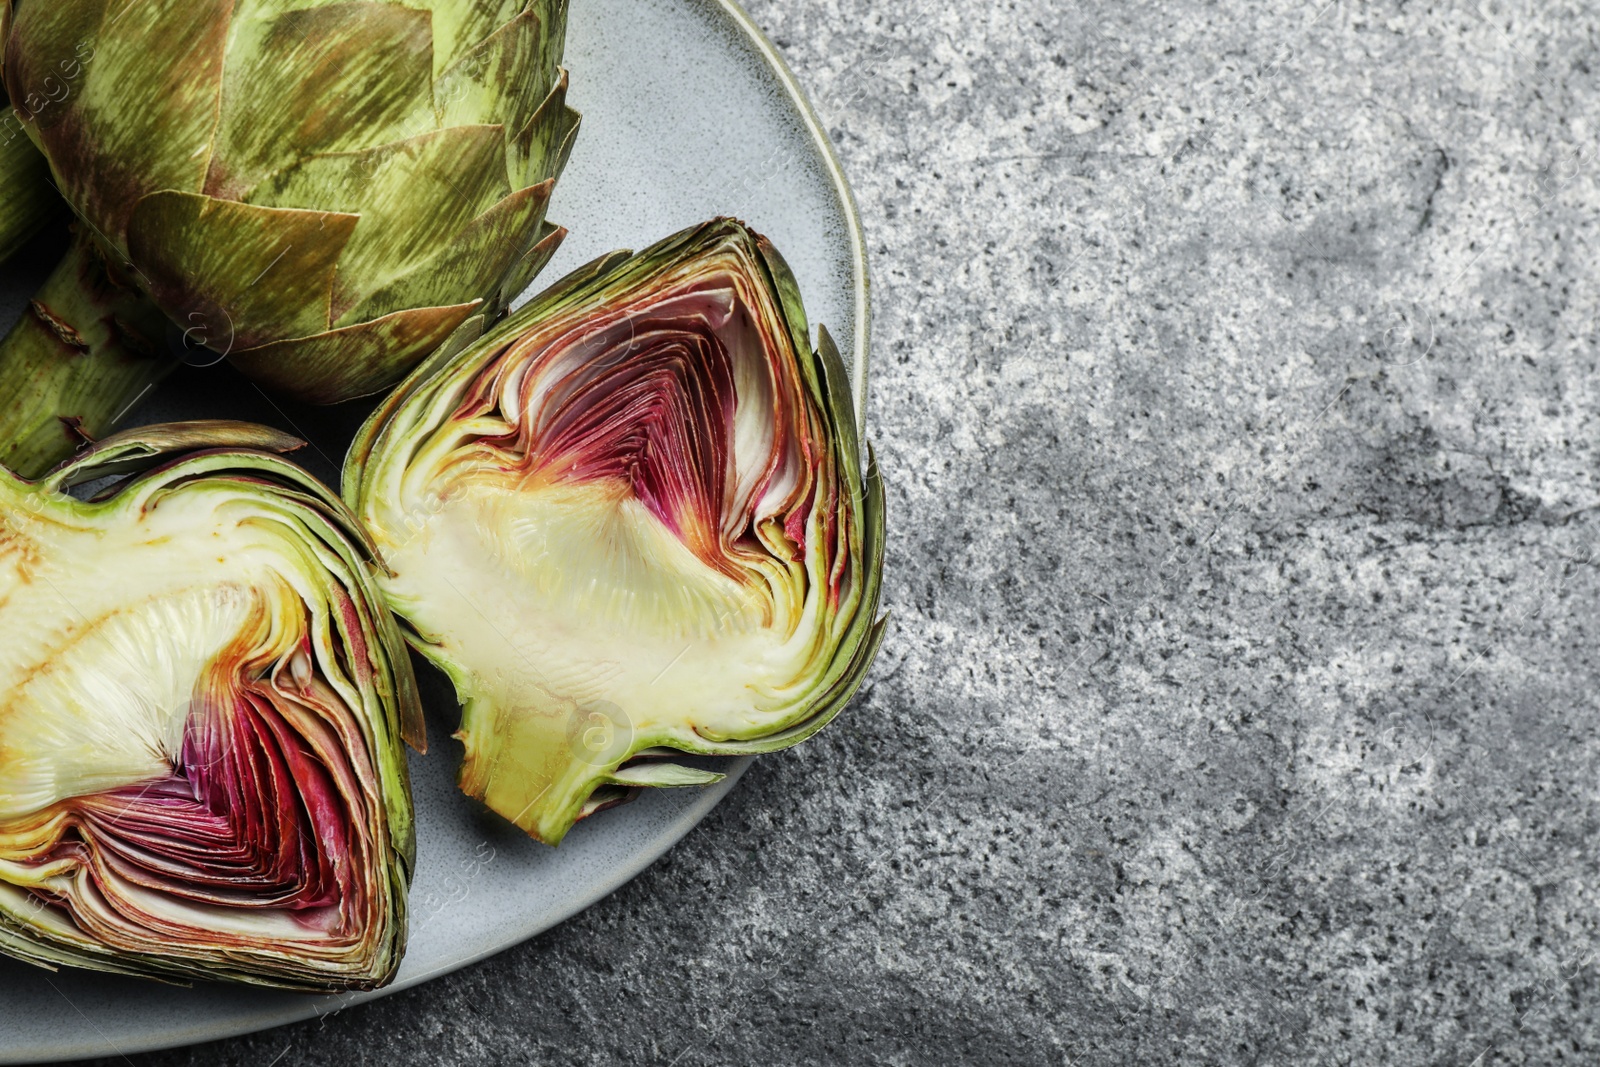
[0,118,60,264]
[0,229,178,478]
[459,690,626,845]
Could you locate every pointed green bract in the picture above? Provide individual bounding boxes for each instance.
[438,9,548,133]
[513,70,581,188]
[346,219,887,845]
[229,299,481,402]
[252,125,511,323]
[429,0,527,78]
[126,192,358,347]
[352,179,553,326]
[207,2,435,201]
[494,219,566,309]
[0,422,421,990]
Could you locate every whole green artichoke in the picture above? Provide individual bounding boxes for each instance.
[1,0,578,405]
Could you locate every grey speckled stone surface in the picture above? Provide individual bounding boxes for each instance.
[77,1,1600,1064]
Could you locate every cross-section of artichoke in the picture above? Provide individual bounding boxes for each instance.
[0,421,422,991]
[346,218,886,845]
[1,0,578,406]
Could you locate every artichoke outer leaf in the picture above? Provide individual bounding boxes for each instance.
[513,68,581,188]
[0,116,61,263]
[204,1,434,201]
[0,230,181,478]
[229,299,482,404]
[41,419,304,490]
[428,0,530,78]
[5,0,228,242]
[344,176,554,327]
[126,191,358,348]
[531,0,572,78]
[497,220,567,310]
[249,124,513,324]
[603,763,726,789]
[347,218,887,845]
[436,5,552,133]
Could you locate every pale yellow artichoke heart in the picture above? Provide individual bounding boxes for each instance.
[0,488,316,823]
[374,460,827,752]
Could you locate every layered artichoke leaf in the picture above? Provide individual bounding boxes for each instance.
[348,219,886,845]
[0,422,421,990]
[2,0,581,402]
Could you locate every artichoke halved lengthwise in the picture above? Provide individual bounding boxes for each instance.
[0,422,422,991]
[346,218,886,846]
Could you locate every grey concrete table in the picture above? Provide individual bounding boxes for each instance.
[83,1,1600,1064]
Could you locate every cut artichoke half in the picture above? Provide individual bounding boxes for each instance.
[0,421,422,991]
[346,218,886,845]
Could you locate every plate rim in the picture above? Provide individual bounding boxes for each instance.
[709,0,873,432]
[7,0,870,1061]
